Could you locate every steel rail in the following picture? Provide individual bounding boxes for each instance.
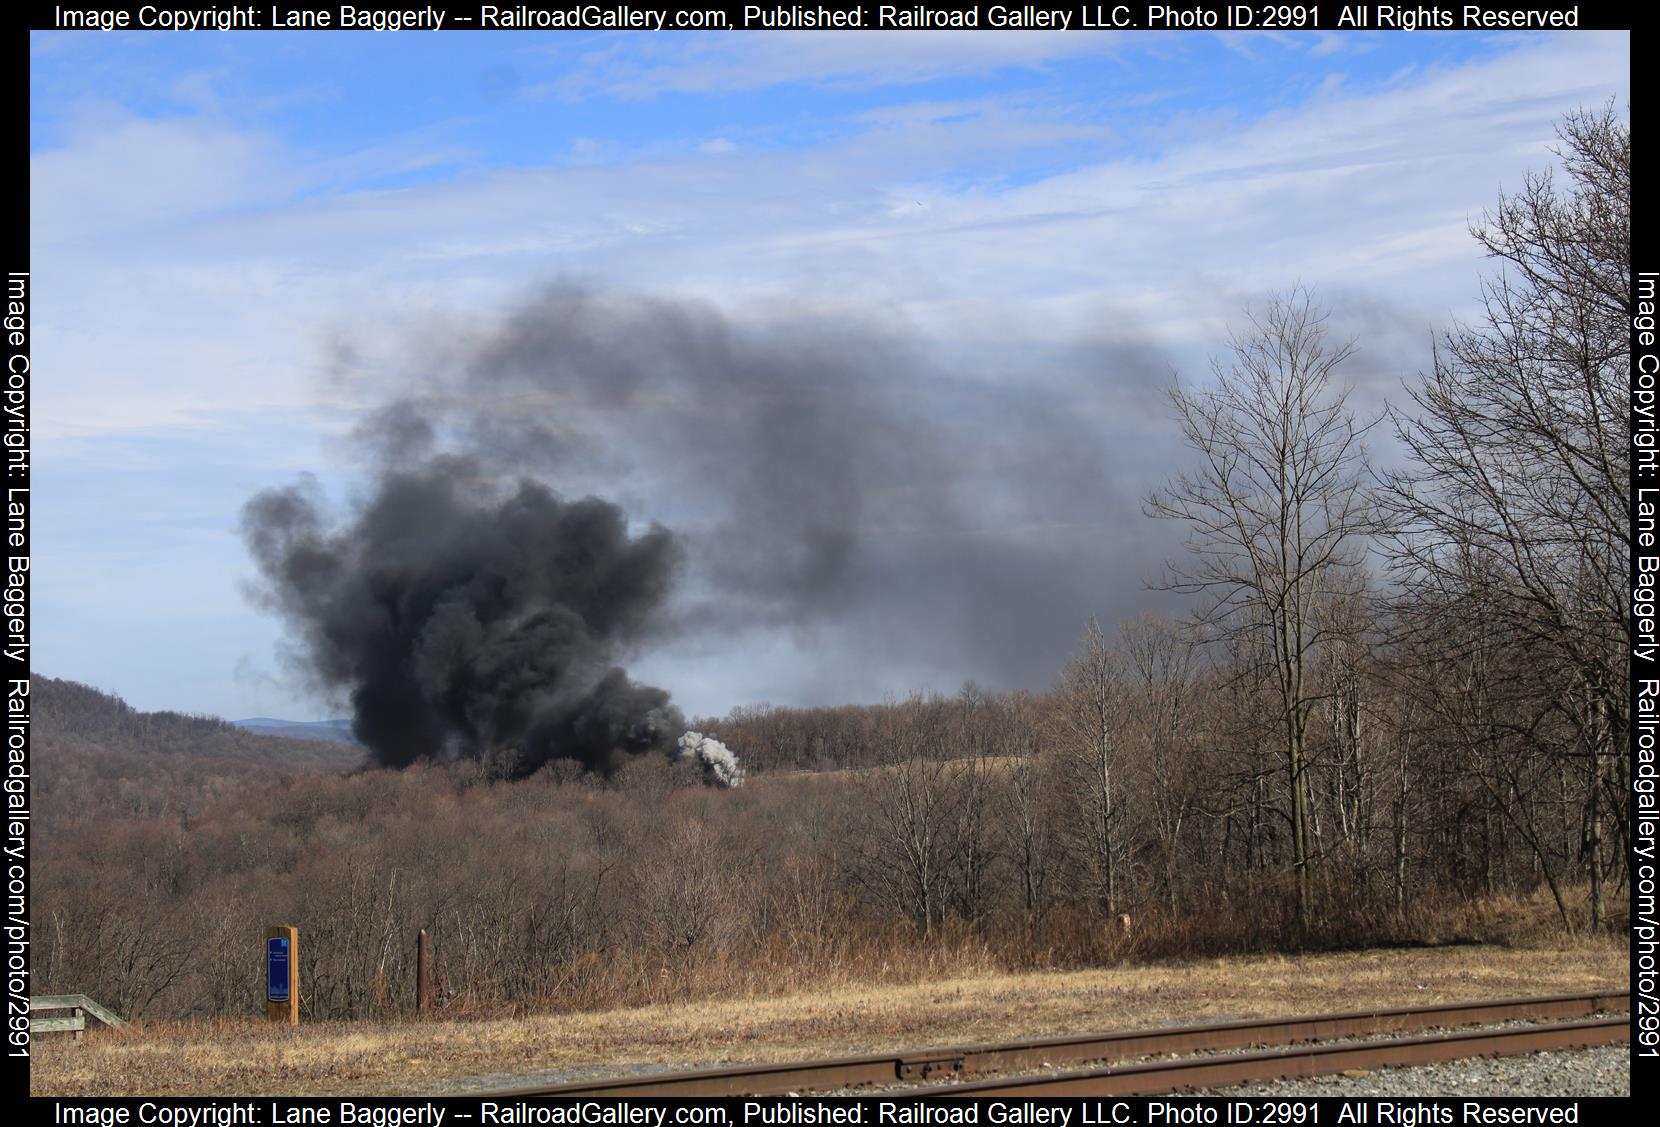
[493,990,1628,1098]
[888,1016,1630,1097]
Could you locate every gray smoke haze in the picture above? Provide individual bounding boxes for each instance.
[244,285,1180,774]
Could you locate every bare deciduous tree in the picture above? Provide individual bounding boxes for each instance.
[1145,290,1376,929]
[1053,617,1130,917]
[853,698,957,934]
[1000,691,1053,927]
[1119,613,1201,912]
[1381,103,1630,928]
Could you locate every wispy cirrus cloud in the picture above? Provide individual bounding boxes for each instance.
[542,30,1127,99]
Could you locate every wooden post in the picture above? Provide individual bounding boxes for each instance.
[416,928,430,1012]
[265,925,299,1025]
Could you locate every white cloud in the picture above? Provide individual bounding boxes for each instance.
[30,107,295,244]
[33,33,1629,446]
[32,34,1630,437]
[549,31,1126,100]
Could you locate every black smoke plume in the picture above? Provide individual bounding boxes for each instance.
[242,456,684,774]
[245,286,1174,775]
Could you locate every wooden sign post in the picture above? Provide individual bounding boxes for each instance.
[417,928,431,1012]
[265,925,299,1024]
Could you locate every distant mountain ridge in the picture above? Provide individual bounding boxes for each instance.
[31,675,365,768]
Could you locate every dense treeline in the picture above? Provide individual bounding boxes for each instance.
[29,651,1613,1023]
[31,107,1629,1022]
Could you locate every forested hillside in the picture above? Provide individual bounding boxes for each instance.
[31,676,365,828]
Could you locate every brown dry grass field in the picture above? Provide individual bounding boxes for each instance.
[30,938,1624,1097]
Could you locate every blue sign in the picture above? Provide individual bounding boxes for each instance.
[267,936,290,1003]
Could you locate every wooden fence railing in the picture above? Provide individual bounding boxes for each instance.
[30,995,128,1039]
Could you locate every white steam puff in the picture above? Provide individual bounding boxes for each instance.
[675,731,745,789]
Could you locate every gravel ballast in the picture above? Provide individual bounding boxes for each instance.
[1195,1045,1629,1097]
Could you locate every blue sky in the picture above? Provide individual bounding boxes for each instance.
[29,28,1631,722]
[31,32,1494,171]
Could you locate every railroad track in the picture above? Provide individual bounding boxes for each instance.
[886,1017,1629,1098]
[494,991,1628,1099]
